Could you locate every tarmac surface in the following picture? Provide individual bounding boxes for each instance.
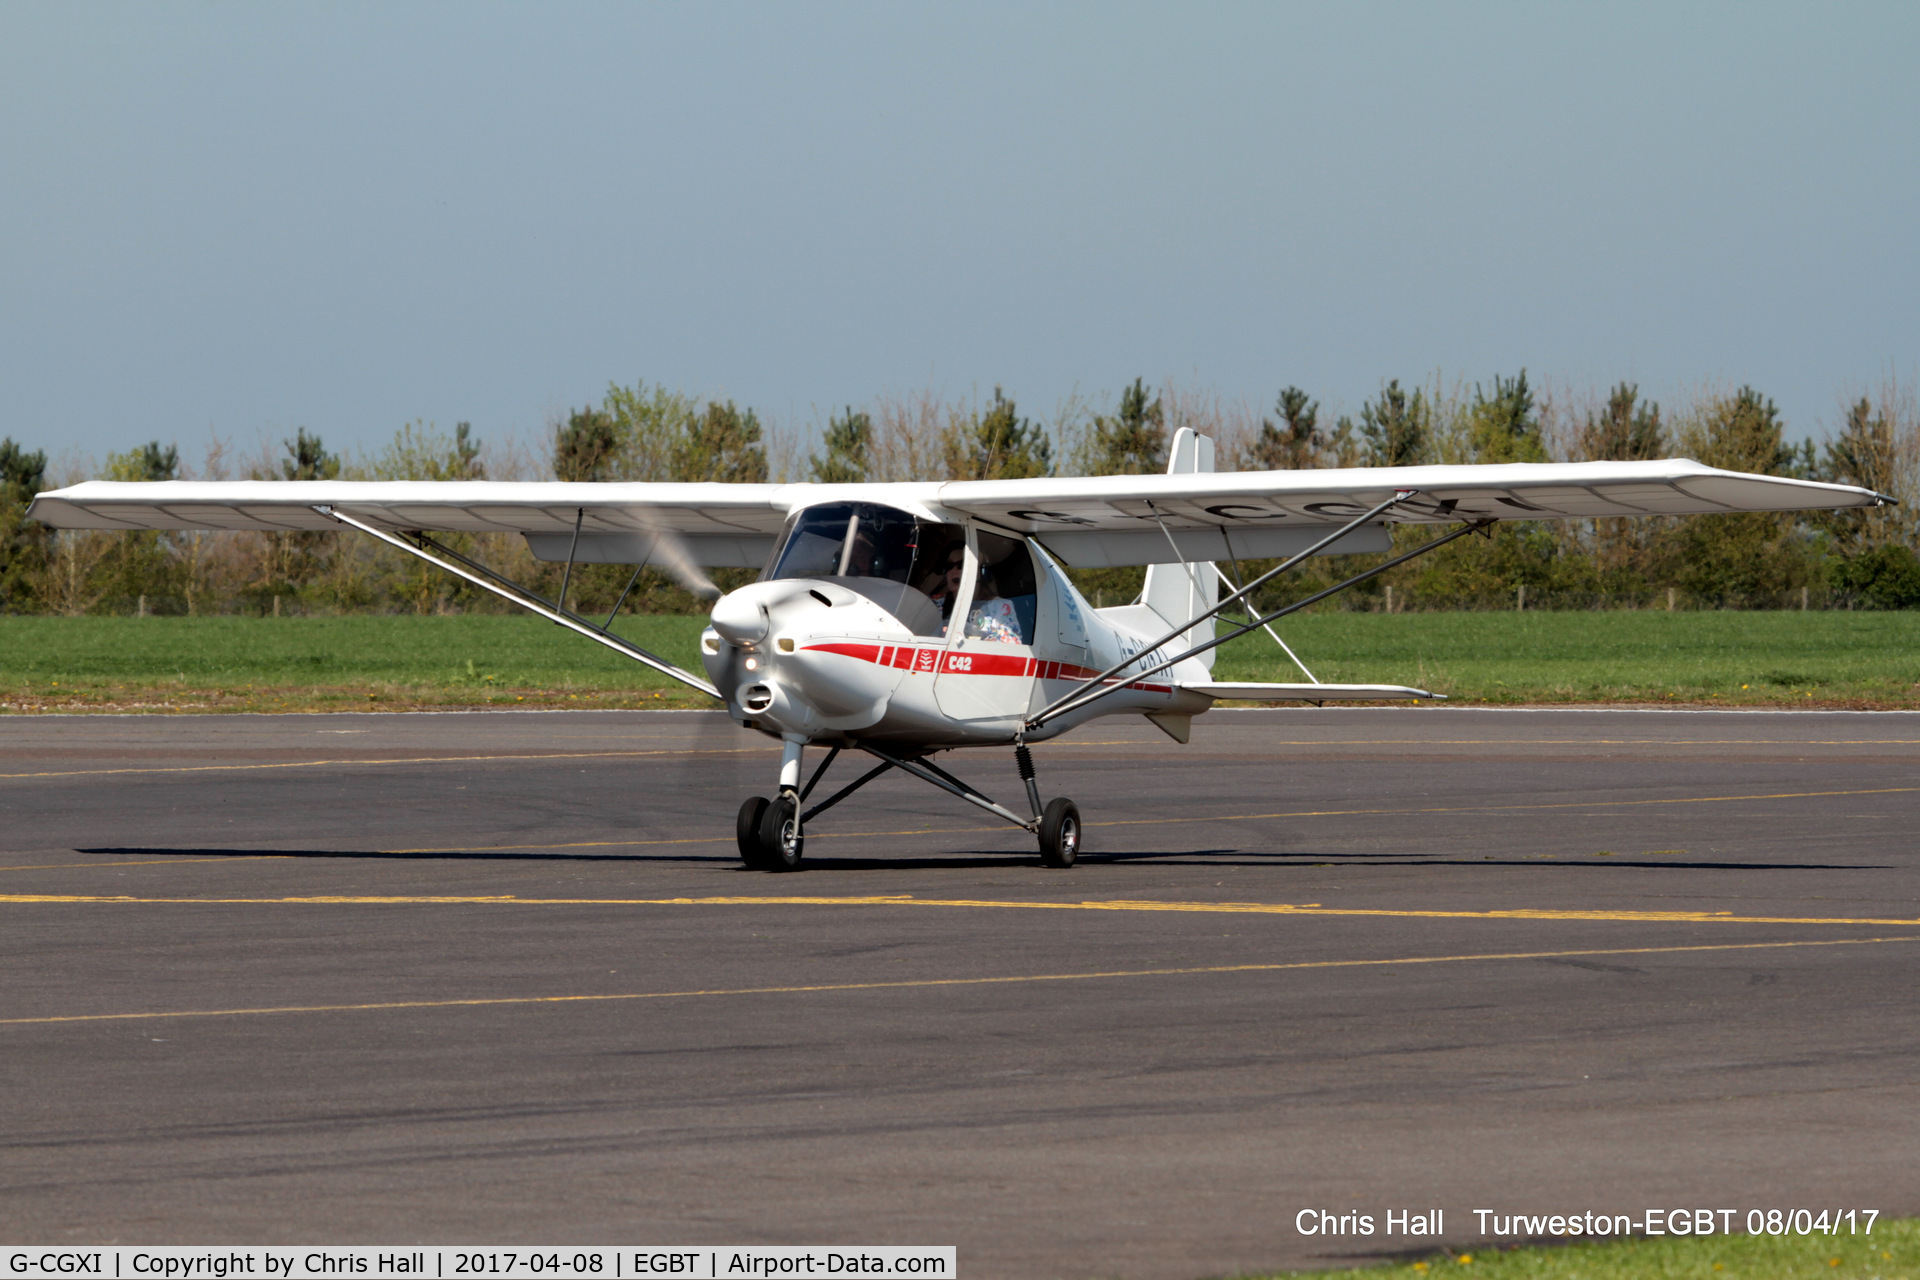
[2,706,1917,1278]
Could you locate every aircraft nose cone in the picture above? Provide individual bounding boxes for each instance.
[710,590,769,645]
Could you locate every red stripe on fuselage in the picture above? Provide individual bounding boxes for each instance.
[802,642,883,664]
[799,643,1170,693]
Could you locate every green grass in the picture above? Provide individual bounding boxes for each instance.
[0,610,1914,712]
[1213,611,1920,707]
[0,614,710,712]
[1249,1217,1917,1279]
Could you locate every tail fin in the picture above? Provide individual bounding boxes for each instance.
[1140,427,1218,671]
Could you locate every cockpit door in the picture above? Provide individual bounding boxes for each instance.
[932,530,1040,723]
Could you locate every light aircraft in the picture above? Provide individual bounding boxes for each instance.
[30,430,1888,870]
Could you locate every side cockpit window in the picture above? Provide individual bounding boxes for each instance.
[966,531,1038,646]
[764,502,966,637]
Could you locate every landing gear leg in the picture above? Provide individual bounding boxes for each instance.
[1018,741,1079,869]
[760,736,808,871]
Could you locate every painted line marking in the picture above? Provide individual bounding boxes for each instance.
[0,740,1153,782]
[4,892,1917,927]
[1087,784,1920,830]
[4,935,1912,1027]
[0,747,767,781]
[0,856,290,872]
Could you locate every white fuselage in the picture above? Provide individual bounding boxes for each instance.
[700,519,1213,749]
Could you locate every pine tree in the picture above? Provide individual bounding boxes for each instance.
[553,407,619,481]
[0,437,48,610]
[1087,378,1167,475]
[451,422,483,479]
[811,407,871,483]
[1579,383,1665,461]
[121,441,180,481]
[945,387,1051,479]
[1468,370,1545,463]
[1817,396,1908,585]
[279,428,340,481]
[246,429,343,612]
[1246,386,1322,470]
[1693,387,1796,475]
[1672,387,1808,605]
[1359,380,1428,467]
[1823,397,1894,496]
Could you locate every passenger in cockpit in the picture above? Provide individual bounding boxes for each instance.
[966,571,1024,645]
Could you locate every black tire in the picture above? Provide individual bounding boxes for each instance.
[737,796,771,867]
[759,793,804,871]
[1038,797,1080,868]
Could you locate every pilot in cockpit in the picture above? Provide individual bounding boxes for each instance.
[925,547,966,622]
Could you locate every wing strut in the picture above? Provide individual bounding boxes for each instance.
[314,505,722,700]
[1026,489,1414,728]
[1026,515,1495,731]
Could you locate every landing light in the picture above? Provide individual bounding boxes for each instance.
[743,656,759,672]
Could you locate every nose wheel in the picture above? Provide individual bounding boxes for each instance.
[1038,797,1080,868]
[738,794,805,870]
[737,796,772,868]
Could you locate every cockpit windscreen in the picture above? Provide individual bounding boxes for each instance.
[764,502,967,636]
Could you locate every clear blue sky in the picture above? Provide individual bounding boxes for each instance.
[3,1,1915,468]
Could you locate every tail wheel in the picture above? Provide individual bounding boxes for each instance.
[760,794,805,871]
[1038,797,1080,868]
[737,796,771,868]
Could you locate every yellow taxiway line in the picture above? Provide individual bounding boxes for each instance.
[4,891,1918,928]
[0,739,1162,783]
[0,856,292,872]
[3,935,1912,1027]
[0,746,767,781]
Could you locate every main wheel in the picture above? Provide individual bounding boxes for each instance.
[759,793,805,871]
[1038,797,1080,868]
[737,796,771,868]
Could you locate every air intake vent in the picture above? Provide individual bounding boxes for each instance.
[742,684,774,712]
[809,589,833,607]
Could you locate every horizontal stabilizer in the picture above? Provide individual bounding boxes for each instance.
[1182,681,1441,702]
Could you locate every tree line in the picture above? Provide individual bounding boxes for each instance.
[2,371,1916,618]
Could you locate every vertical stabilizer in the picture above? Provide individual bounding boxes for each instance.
[1140,427,1217,671]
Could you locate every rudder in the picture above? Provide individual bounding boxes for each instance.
[1140,427,1217,671]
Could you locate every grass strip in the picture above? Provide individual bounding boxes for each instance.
[0,611,1915,713]
[1248,1216,1916,1279]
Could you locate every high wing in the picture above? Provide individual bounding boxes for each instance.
[931,459,1889,565]
[25,479,792,567]
[935,459,1888,527]
[27,460,1890,567]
